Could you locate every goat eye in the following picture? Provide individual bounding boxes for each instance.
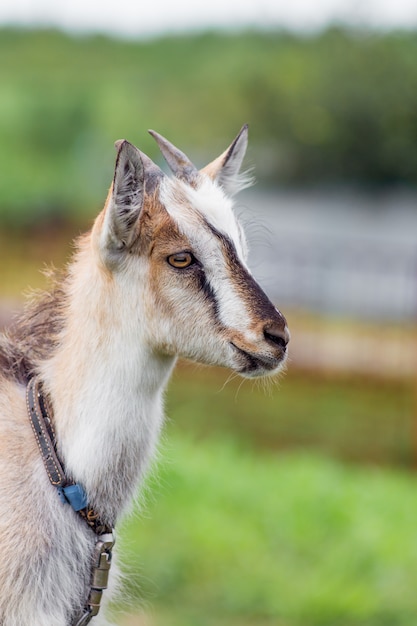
[167,252,194,269]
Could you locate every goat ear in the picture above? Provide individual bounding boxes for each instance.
[101,140,146,254]
[201,124,250,195]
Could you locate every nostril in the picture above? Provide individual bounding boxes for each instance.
[263,324,290,349]
[264,331,287,349]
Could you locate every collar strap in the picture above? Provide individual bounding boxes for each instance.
[26,376,111,535]
[26,376,115,625]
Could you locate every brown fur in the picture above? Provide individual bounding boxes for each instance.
[0,278,67,385]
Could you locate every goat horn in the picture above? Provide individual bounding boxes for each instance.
[148,130,198,183]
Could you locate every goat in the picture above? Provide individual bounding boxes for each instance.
[0,125,289,625]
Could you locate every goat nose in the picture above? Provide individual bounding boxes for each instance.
[263,322,290,350]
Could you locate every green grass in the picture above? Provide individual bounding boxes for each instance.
[115,435,417,626]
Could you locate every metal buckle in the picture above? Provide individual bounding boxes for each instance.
[72,531,115,625]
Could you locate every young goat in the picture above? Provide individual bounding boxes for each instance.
[0,126,289,625]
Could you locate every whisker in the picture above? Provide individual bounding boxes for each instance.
[217,371,240,393]
[234,376,249,401]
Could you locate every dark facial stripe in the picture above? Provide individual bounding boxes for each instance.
[200,216,286,325]
[195,267,221,325]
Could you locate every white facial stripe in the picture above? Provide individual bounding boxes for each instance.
[206,264,253,333]
[160,176,248,264]
[159,177,256,335]
[184,177,245,256]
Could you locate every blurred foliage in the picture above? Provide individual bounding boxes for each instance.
[115,434,417,626]
[1,27,417,226]
[167,363,414,467]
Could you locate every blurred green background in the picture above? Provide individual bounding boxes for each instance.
[0,23,416,626]
[1,27,417,227]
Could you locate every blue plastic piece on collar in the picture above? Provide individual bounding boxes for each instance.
[57,484,88,512]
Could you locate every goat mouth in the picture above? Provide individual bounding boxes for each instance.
[230,342,285,376]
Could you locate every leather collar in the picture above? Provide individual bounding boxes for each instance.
[26,376,111,536]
